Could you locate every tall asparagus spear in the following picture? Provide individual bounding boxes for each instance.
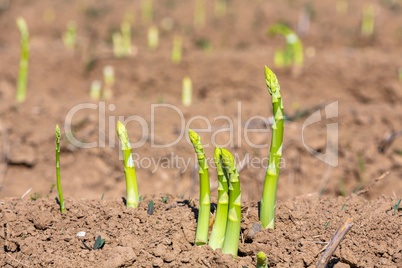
[260,66,284,229]
[189,129,210,246]
[55,125,65,213]
[16,17,29,103]
[221,148,241,257]
[208,147,229,250]
[117,121,139,208]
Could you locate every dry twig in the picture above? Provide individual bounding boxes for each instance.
[356,171,390,196]
[316,218,354,268]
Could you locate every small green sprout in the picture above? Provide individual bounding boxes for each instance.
[116,121,139,209]
[63,21,77,51]
[256,251,268,268]
[162,196,169,203]
[324,221,330,229]
[394,199,401,216]
[148,26,159,50]
[268,24,303,68]
[260,66,284,229]
[101,193,104,200]
[55,125,65,213]
[139,195,145,201]
[16,17,29,103]
[82,235,105,250]
[189,129,210,246]
[30,192,41,201]
[148,200,154,215]
[182,77,192,107]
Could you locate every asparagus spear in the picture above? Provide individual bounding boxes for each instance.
[221,148,241,257]
[189,129,210,246]
[260,66,284,229]
[16,17,29,103]
[208,147,229,250]
[117,121,139,208]
[55,125,65,213]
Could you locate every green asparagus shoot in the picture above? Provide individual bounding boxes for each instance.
[63,21,77,51]
[194,0,206,29]
[221,148,241,258]
[141,0,153,24]
[90,80,101,100]
[55,125,65,213]
[214,0,227,18]
[268,24,303,68]
[16,17,29,103]
[189,129,210,246]
[121,21,132,56]
[260,66,284,229]
[361,4,375,36]
[256,251,268,268]
[171,35,182,64]
[208,147,229,250]
[148,26,159,50]
[117,121,139,209]
[182,77,192,107]
[102,65,114,100]
[113,32,124,58]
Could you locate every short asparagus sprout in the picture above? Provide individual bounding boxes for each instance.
[256,251,268,268]
[16,17,29,103]
[189,129,210,246]
[90,80,101,100]
[214,0,227,18]
[113,21,132,58]
[361,4,375,36]
[221,148,241,258]
[194,0,206,29]
[113,32,124,58]
[121,21,132,55]
[55,125,65,213]
[171,36,182,64]
[260,66,284,229]
[148,26,159,50]
[182,77,192,107]
[63,21,77,51]
[208,147,229,251]
[117,121,139,209]
[141,0,153,24]
[103,65,114,100]
[268,24,303,68]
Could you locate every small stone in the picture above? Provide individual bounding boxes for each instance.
[153,244,166,257]
[245,222,263,241]
[152,258,164,267]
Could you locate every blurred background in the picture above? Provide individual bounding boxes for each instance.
[0,0,401,202]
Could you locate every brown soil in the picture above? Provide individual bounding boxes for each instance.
[1,194,401,267]
[0,0,402,267]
